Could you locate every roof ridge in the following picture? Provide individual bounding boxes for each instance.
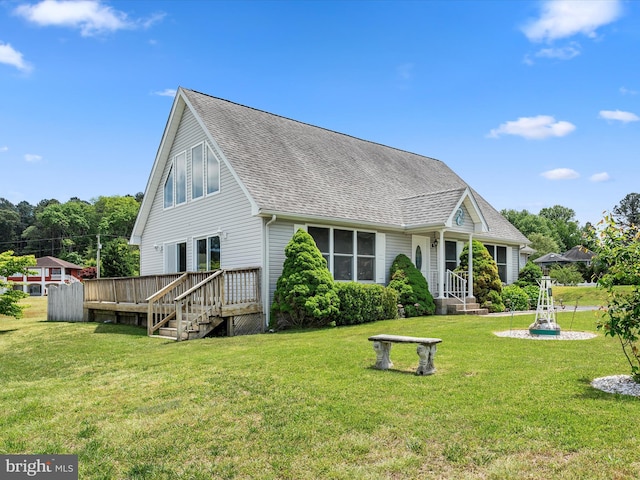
[400,187,467,201]
[182,87,444,164]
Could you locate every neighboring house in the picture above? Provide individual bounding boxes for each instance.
[534,246,595,270]
[130,88,530,322]
[7,256,83,296]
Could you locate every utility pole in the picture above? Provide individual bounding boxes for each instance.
[96,234,102,279]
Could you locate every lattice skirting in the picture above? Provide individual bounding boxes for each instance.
[232,313,265,336]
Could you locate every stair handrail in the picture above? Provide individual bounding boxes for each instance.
[146,273,189,336]
[175,270,224,341]
[446,269,468,310]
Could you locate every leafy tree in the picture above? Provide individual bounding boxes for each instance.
[549,264,583,286]
[528,233,560,260]
[271,229,339,329]
[100,238,139,278]
[501,209,553,239]
[388,254,435,317]
[590,214,640,381]
[613,192,640,228]
[94,195,141,238]
[0,199,20,252]
[516,261,542,287]
[0,251,36,319]
[539,205,582,251]
[457,240,504,312]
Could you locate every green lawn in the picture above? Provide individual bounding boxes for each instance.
[552,284,634,308]
[1,297,639,479]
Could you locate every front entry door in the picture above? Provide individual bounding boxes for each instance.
[411,235,429,281]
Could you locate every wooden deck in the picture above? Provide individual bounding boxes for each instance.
[83,267,263,339]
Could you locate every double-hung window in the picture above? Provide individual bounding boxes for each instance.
[308,226,375,281]
[484,244,507,282]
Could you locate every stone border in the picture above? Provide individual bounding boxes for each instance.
[494,330,597,340]
[592,375,640,397]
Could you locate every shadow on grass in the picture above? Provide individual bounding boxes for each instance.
[0,329,17,335]
[365,365,423,376]
[574,376,640,402]
[93,322,147,336]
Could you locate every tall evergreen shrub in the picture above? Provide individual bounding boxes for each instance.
[388,254,435,317]
[271,229,339,329]
[334,283,397,325]
[458,240,504,312]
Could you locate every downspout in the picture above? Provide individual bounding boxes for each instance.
[264,215,277,329]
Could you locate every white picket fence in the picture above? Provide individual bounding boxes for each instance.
[47,282,85,322]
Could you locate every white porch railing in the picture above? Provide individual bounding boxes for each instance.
[429,270,468,306]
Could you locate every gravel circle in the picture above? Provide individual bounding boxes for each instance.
[592,375,640,397]
[494,330,597,340]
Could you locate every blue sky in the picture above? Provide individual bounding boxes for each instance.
[0,0,638,226]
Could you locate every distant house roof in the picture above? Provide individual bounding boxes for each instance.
[35,256,83,270]
[562,245,595,262]
[533,253,571,264]
[133,88,530,245]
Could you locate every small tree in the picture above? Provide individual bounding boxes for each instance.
[590,214,640,381]
[388,254,435,317]
[0,250,36,319]
[549,264,583,286]
[101,238,139,277]
[271,229,339,329]
[458,240,504,312]
[516,261,542,287]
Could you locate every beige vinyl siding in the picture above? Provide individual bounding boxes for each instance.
[383,231,411,284]
[140,108,261,275]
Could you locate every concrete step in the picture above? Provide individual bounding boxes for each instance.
[447,303,480,314]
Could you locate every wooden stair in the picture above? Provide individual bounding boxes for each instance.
[447,302,489,316]
[158,315,225,341]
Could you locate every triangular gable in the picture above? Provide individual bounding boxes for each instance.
[445,187,489,233]
[130,87,259,244]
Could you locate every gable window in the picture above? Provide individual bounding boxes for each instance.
[163,165,174,208]
[206,145,220,195]
[165,241,187,273]
[308,226,375,281]
[196,235,221,271]
[175,152,186,205]
[192,144,204,199]
[484,244,507,282]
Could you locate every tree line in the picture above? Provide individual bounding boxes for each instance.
[0,194,143,278]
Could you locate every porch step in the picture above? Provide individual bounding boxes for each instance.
[447,303,489,316]
[158,316,225,340]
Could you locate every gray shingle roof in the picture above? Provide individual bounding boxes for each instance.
[182,88,529,244]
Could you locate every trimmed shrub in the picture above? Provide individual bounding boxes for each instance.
[516,261,542,287]
[457,240,504,312]
[549,264,583,286]
[271,229,340,329]
[522,285,540,310]
[388,254,435,317]
[501,284,530,311]
[334,282,397,326]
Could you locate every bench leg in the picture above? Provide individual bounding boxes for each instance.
[372,341,393,369]
[416,344,437,375]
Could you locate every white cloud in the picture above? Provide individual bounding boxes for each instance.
[24,154,42,162]
[153,88,177,97]
[14,0,164,37]
[590,172,611,182]
[522,0,622,43]
[535,43,581,60]
[0,42,32,72]
[620,87,638,96]
[487,115,576,140]
[599,110,639,123]
[0,146,8,152]
[541,168,580,180]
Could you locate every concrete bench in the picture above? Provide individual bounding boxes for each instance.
[368,334,442,375]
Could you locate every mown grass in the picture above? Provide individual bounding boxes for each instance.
[1,297,639,479]
[553,285,634,308]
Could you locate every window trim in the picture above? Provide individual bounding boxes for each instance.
[191,143,205,201]
[307,225,377,282]
[206,143,221,196]
[193,234,221,271]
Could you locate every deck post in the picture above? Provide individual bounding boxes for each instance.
[176,300,184,341]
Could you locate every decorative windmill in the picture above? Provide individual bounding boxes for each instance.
[529,275,561,336]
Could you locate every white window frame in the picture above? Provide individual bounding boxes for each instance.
[193,234,221,271]
[484,244,508,283]
[164,240,188,273]
[307,225,377,282]
[191,143,205,201]
[206,144,221,196]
